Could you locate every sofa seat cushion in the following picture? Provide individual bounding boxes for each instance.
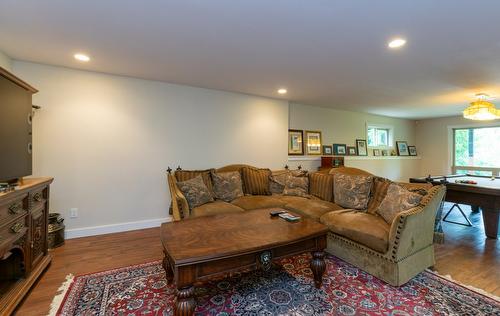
[190,201,244,218]
[320,210,390,253]
[231,195,285,210]
[275,195,310,205]
[284,199,344,221]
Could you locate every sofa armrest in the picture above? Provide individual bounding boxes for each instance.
[167,173,190,221]
[387,185,446,261]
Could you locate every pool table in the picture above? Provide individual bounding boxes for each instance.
[409,174,500,239]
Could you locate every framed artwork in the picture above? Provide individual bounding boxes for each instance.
[408,146,417,156]
[356,139,368,156]
[347,146,357,156]
[288,129,304,155]
[305,130,322,155]
[333,144,347,155]
[322,145,333,155]
[396,141,409,156]
[373,149,381,156]
[382,149,389,156]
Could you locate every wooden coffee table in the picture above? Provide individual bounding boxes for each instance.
[160,208,329,316]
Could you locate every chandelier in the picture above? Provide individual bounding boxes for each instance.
[463,93,500,120]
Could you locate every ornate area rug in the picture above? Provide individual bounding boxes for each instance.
[50,254,500,315]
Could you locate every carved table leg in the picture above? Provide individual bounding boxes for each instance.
[482,208,499,239]
[162,252,174,283]
[310,251,326,288]
[175,286,195,316]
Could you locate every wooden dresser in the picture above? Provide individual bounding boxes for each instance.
[0,177,53,315]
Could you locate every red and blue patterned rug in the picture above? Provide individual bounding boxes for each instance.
[52,254,500,315]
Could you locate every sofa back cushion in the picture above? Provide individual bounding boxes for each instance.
[334,173,373,210]
[366,176,392,214]
[376,183,423,223]
[211,171,244,202]
[241,167,272,195]
[177,175,214,209]
[309,172,333,201]
[175,169,215,194]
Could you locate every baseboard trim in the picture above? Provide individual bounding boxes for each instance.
[65,217,172,239]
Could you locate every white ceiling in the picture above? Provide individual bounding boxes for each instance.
[1,0,500,119]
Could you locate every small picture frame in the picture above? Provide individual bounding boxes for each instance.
[288,129,304,155]
[347,146,357,156]
[333,144,347,155]
[373,149,381,156]
[305,130,322,155]
[408,146,417,156]
[356,139,368,156]
[382,149,389,156]
[396,141,409,156]
[322,145,333,155]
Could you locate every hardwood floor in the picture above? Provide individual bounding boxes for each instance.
[14,203,499,315]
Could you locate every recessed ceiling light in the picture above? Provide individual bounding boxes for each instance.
[388,38,406,49]
[277,88,287,94]
[74,53,90,62]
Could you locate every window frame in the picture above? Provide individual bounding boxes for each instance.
[366,123,394,149]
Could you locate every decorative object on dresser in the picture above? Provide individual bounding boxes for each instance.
[373,149,381,156]
[319,156,344,171]
[356,139,368,156]
[396,141,409,156]
[0,177,54,315]
[287,129,304,155]
[305,130,322,155]
[332,144,347,155]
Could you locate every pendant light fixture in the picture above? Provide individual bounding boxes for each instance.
[463,93,500,120]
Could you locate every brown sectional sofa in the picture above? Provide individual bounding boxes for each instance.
[167,164,446,286]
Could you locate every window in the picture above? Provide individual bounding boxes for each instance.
[367,125,392,147]
[453,126,500,176]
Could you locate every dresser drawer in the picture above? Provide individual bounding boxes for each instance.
[0,194,28,223]
[0,215,28,247]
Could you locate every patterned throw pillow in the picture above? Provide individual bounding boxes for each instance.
[175,169,215,194]
[309,172,333,201]
[177,175,214,209]
[283,174,309,197]
[211,171,244,202]
[269,170,289,194]
[376,183,423,224]
[333,173,373,210]
[241,167,272,195]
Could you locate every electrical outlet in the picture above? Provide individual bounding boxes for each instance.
[70,208,78,218]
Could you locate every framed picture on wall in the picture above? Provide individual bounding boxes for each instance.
[396,141,409,156]
[288,129,304,155]
[305,130,322,155]
[322,145,333,155]
[347,146,357,156]
[333,144,347,155]
[356,139,368,156]
[408,146,417,156]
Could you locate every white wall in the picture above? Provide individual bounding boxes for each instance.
[13,61,289,234]
[288,103,420,181]
[416,115,500,176]
[0,50,12,71]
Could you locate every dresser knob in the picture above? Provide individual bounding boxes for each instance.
[11,222,24,234]
[33,192,43,202]
[8,203,22,214]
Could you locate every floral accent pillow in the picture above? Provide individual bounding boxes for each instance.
[211,171,244,202]
[177,175,214,209]
[283,174,309,197]
[376,183,423,224]
[334,174,373,210]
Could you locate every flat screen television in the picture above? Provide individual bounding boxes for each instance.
[0,68,37,183]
